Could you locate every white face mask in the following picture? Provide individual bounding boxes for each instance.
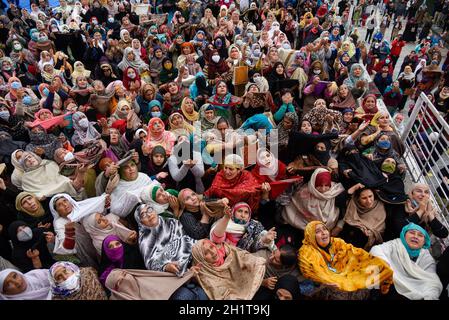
[253,49,261,57]
[236,39,243,46]
[212,55,220,63]
[78,118,89,129]
[313,69,321,74]
[0,110,10,121]
[17,227,33,242]
[13,43,22,51]
[282,43,291,50]
[58,273,80,292]
[127,72,136,79]
[64,152,75,162]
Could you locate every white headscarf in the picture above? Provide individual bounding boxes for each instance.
[0,269,51,300]
[49,193,108,223]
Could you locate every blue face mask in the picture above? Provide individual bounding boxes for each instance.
[377,140,391,149]
[22,96,32,105]
[43,88,50,96]
[151,111,161,118]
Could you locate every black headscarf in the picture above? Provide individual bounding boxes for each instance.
[7,221,55,273]
[274,274,301,300]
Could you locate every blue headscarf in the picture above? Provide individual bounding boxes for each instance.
[400,223,431,258]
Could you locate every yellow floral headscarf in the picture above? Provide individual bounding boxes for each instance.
[299,221,393,293]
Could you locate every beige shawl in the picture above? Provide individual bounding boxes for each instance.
[105,269,194,300]
[344,198,386,249]
[191,240,266,300]
[282,168,345,231]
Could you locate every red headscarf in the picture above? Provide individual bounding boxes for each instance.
[314,171,332,188]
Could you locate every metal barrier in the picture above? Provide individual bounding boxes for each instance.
[400,92,449,250]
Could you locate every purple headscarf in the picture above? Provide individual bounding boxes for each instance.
[99,235,124,285]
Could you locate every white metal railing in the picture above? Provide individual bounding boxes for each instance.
[400,92,449,253]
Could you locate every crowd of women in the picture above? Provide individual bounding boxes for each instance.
[0,0,449,301]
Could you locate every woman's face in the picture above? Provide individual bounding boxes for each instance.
[412,185,430,203]
[171,114,183,127]
[378,113,390,127]
[315,99,326,108]
[53,266,74,284]
[405,229,425,250]
[364,97,376,111]
[315,142,326,152]
[204,110,215,121]
[358,189,375,209]
[276,288,293,300]
[183,190,200,207]
[108,240,122,249]
[353,66,362,77]
[343,112,354,123]
[151,120,163,134]
[2,272,27,295]
[339,85,349,97]
[183,99,194,113]
[382,157,396,170]
[342,55,350,63]
[258,151,273,168]
[300,121,312,134]
[223,165,240,180]
[217,121,228,139]
[217,82,227,95]
[132,40,140,49]
[182,46,191,55]
[127,69,136,79]
[95,213,110,229]
[202,240,218,265]
[110,129,120,144]
[234,206,250,221]
[152,152,165,166]
[276,64,284,75]
[156,188,169,204]
[404,66,412,74]
[315,223,330,247]
[248,85,259,93]
[77,77,88,89]
[316,183,330,194]
[283,117,293,130]
[120,104,131,114]
[122,162,138,181]
[140,206,159,227]
[168,82,178,94]
[127,51,135,61]
[269,50,279,61]
[55,197,73,217]
[24,154,39,168]
[230,47,239,59]
[342,43,350,51]
[21,195,39,213]
[144,88,155,100]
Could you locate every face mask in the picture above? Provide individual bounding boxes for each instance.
[151,111,161,118]
[64,152,75,162]
[58,273,80,292]
[385,59,391,64]
[17,227,33,242]
[11,81,21,89]
[236,39,243,46]
[127,72,136,79]
[247,32,253,37]
[78,118,89,129]
[13,43,22,51]
[212,55,220,63]
[107,245,124,262]
[92,20,98,25]
[31,32,39,41]
[282,43,291,50]
[43,88,50,96]
[23,96,32,105]
[253,49,261,57]
[313,69,321,74]
[0,110,10,121]
[108,17,114,23]
[377,140,391,149]
[39,35,48,42]
[3,65,11,71]
[233,217,248,225]
[381,162,396,174]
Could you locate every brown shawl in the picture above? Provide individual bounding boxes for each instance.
[191,240,266,300]
[52,267,108,300]
[106,269,194,300]
[343,198,386,250]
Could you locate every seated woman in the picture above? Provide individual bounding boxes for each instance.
[282,168,346,235]
[179,97,199,126]
[343,63,371,99]
[139,184,180,216]
[168,112,195,137]
[49,193,107,265]
[277,112,299,163]
[25,125,62,160]
[357,111,405,157]
[81,212,137,256]
[391,183,449,239]
[211,202,277,253]
[191,238,266,300]
[239,83,276,122]
[8,221,55,272]
[299,221,393,300]
[199,104,220,131]
[15,192,53,229]
[370,223,443,300]
[49,261,107,300]
[98,235,145,286]
[204,154,261,212]
[339,185,387,250]
[19,151,84,199]
[142,117,176,157]
[167,135,205,193]
[0,268,51,300]
[329,84,357,111]
[251,148,289,185]
[138,146,175,188]
[135,204,196,277]
[354,94,379,122]
[207,81,241,128]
